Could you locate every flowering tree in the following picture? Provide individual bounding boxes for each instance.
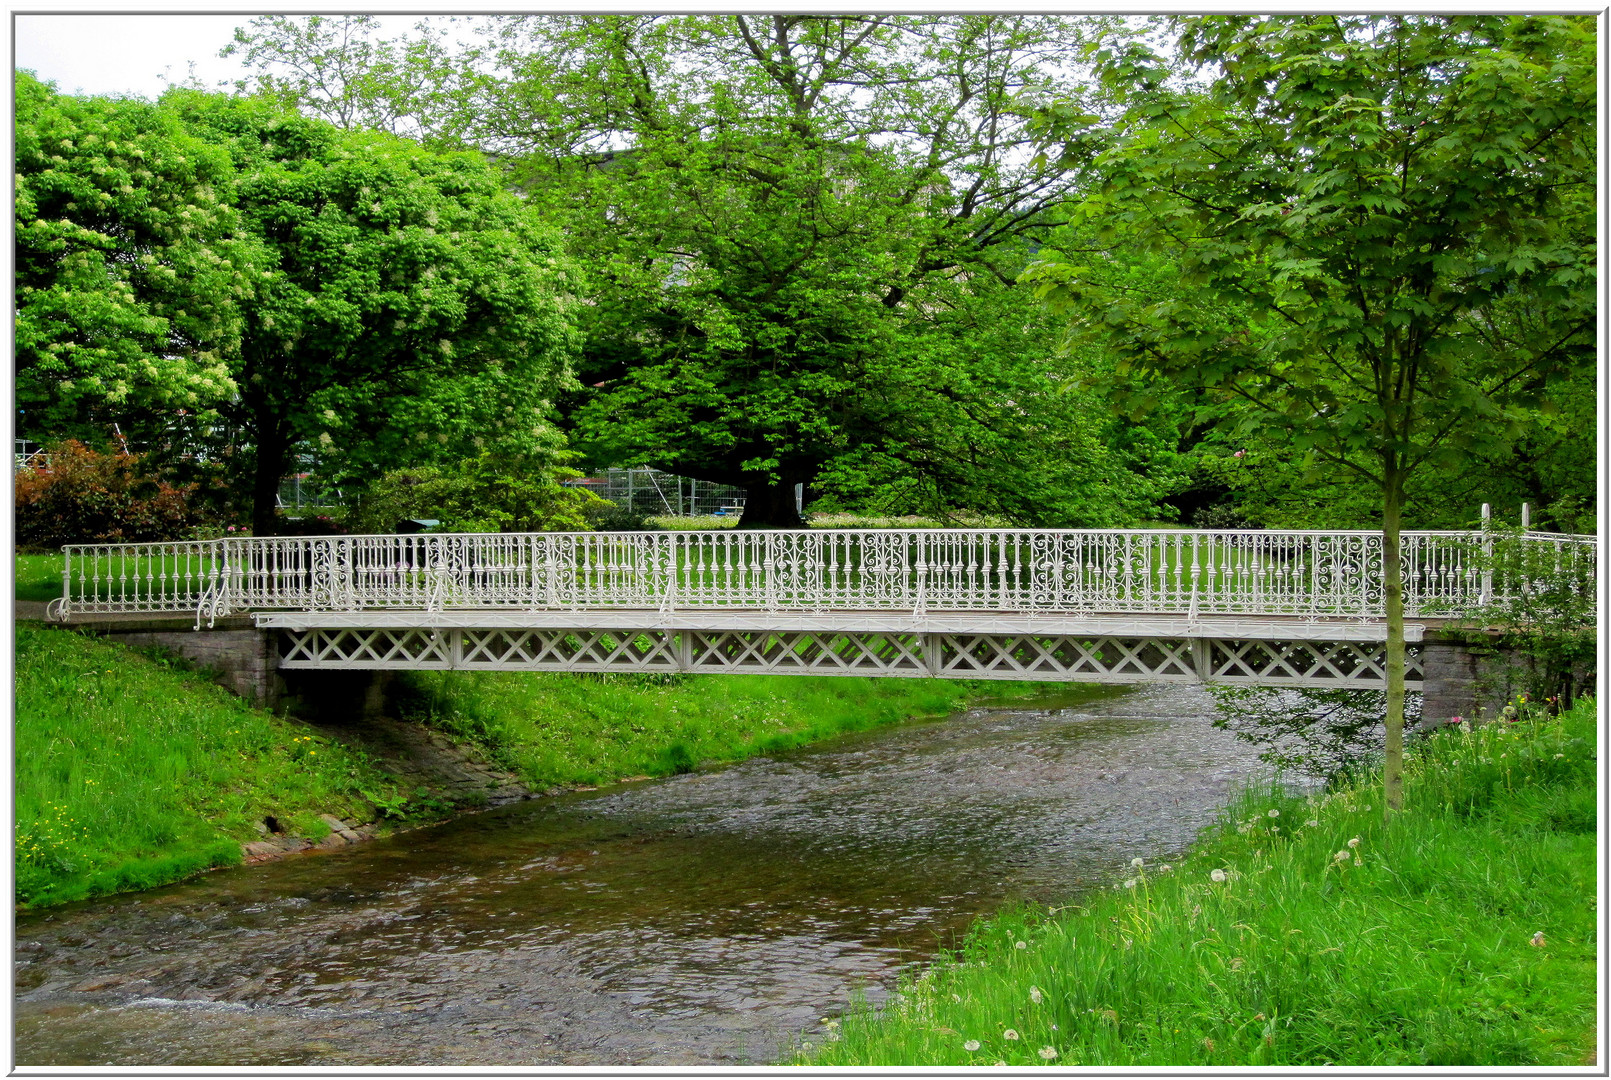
[14,73,256,437]
[160,90,579,534]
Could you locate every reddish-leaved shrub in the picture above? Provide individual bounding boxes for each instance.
[15,440,197,549]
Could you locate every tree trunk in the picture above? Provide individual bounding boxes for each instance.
[1381,463,1406,817]
[250,419,291,538]
[736,477,805,529]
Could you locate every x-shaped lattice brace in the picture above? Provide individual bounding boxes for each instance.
[685,630,926,673]
[934,634,1197,680]
[1205,640,1423,686]
[458,629,677,669]
[280,628,450,667]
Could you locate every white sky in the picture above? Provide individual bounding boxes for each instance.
[13,13,423,101]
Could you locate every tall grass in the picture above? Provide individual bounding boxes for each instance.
[394,670,1077,789]
[14,625,397,907]
[801,699,1597,1067]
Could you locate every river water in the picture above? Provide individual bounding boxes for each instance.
[15,682,1270,1067]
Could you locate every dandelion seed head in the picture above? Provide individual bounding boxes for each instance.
[1123,878,1137,889]
[1267,808,1280,818]
[1210,868,1227,883]
[1014,940,1027,949]
[964,1040,981,1052]
[1335,850,1350,862]
[1130,857,1144,868]
[1347,837,1360,848]
[1038,1046,1058,1060]
[1003,1028,1020,1041]
[1028,985,1043,1004]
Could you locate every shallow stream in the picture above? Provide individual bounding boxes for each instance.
[16,682,1269,1066]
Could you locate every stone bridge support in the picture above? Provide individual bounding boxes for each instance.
[1417,630,1592,730]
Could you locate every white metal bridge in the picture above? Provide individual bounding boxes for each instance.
[50,528,1595,689]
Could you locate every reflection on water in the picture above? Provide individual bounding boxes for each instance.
[16,682,1269,1066]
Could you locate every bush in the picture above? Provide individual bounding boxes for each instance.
[15,439,199,550]
[344,453,607,535]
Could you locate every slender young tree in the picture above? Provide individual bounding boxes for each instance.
[1027,15,1595,813]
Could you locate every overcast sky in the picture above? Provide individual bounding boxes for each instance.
[13,13,422,101]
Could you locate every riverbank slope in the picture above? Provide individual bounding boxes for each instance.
[16,622,1065,908]
[802,697,1597,1067]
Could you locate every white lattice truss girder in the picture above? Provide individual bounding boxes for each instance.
[277,626,1423,689]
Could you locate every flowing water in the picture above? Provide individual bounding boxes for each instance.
[16,682,1271,1067]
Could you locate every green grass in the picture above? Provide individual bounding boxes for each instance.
[393,670,1077,790]
[14,624,401,908]
[800,699,1597,1067]
[16,553,64,601]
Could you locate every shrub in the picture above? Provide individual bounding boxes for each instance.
[344,453,608,535]
[15,439,198,549]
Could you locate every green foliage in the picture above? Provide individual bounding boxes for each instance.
[1028,14,1596,812]
[344,452,607,534]
[1472,530,1598,708]
[14,72,256,434]
[803,697,1596,1066]
[228,15,1178,526]
[13,625,397,907]
[1030,15,1595,503]
[150,89,578,533]
[14,440,199,550]
[392,669,1072,790]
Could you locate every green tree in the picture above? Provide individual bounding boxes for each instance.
[14,72,257,438]
[1028,15,1595,812]
[160,91,579,534]
[226,15,1172,528]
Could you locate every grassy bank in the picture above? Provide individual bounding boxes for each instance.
[15,624,397,908]
[393,669,1075,790]
[17,620,1079,908]
[802,698,1597,1067]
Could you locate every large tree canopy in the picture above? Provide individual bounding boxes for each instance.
[227,14,1178,527]
[1027,14,1596,811]
[158,91,580,533]
[14,72,257,436]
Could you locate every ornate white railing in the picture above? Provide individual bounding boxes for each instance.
[49,529,1597,628]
